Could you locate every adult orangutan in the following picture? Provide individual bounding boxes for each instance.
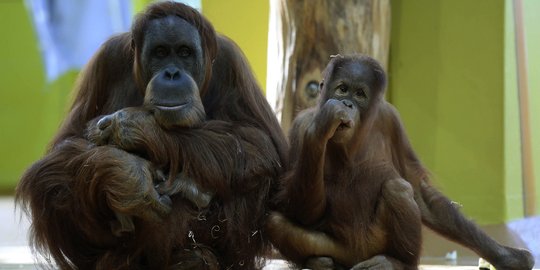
[267,55,534,270]
[16,2,286,269]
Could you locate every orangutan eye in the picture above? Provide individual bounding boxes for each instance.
[305,81,320,99]
[336,84,348,95]
[355,89,367,100]
[154,46,168,58]
[177,46,193,57]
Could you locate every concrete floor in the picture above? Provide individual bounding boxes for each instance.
[1,196,539,269]
[0,197,34,269]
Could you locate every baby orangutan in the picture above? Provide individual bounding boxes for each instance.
[85,98,214,236]
[86,107,213,213]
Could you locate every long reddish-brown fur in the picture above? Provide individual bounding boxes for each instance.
[16,2,287,269]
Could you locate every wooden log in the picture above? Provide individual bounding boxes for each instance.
[266,0,391,132]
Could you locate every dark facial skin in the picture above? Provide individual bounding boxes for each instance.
[317,61,374,144]
[141,16,206,129]
[323,61,373,112]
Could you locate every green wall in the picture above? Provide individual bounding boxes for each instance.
[389,0,539,224]
[0,1,76,193]
[201,0,269,91]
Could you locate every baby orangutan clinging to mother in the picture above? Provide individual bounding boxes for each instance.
[267,55,534,270]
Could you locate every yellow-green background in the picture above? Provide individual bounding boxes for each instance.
[1,0,538,225]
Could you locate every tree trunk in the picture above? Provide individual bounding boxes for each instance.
[266,0,391,132]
